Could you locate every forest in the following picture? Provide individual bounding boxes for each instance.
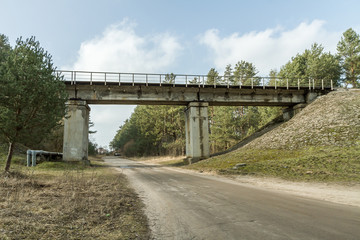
[110,28,360,157]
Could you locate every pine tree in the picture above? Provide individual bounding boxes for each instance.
[0,36,67,171]
[337,28,360,88]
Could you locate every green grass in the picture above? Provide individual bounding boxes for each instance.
[185,145,360,183]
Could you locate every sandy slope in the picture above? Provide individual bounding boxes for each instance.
[245,89,360,149]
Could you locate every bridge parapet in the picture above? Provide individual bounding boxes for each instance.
[56,70,334,90]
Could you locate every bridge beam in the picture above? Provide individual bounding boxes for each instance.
[185,102,210,163]
[63,100,90,162]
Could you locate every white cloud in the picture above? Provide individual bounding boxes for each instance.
[73,19,182,72]
[199,20,342,75]
[69,19,182,148]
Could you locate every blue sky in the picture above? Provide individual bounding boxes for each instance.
[2,0,360,148]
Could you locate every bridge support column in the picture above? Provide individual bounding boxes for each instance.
[63,100,90,162]
[283,103,309,121]
[185,102,210,164]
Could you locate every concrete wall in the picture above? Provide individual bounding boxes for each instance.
[185,102,210,163]
[63,100,90,162]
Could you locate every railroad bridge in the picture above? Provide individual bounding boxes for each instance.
[59,70,333,163]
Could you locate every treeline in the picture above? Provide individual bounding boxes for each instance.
[110,28,360,157]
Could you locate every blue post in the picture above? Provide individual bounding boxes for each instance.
[32,150,36,167]
[27,150,32,167]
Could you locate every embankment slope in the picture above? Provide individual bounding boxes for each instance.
[187,89,360,183]
[245,89,360,150]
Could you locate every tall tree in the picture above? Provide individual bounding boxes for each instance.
[233,60,259,85]
[206,68,220,85]
[222,64,233,85]
[0,36,67,171]
[110,105,185,157]
[280,43,341,87]
[164,73,176,84]
[337,28,360,88]
[268,69,278,86]
[0,35,11,72]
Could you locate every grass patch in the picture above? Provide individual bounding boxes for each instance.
[185,145,360,183]
[0,154,150,239]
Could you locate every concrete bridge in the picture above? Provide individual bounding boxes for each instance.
[59,70,333,163]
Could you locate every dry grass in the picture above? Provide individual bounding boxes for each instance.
[130,155,185,165]
[0,163,150,239]
[186,145,360,183]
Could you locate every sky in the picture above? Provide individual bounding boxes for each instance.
[1,0,360,149]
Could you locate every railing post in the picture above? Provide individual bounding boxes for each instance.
[298,79,300,90]
[312,79,315,90]
[146,74,148,86]
[104,73,107,85]
[202,76,205,88]
[227,76,229,88]
[185,75,188,87]
[71,71,74,85]
[160,74,162,86]
[309,78,311,90]
[90,72,93,85]
[286,78,289,89]
[198,76,201,88]
[119,73,121,86]
[263,78,265,89]
[275,79,277,89]
[251,78,253,89]
[132,73,135,86]
[322,79,324,90]
[214,76,216,88]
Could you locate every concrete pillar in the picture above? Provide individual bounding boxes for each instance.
[283,103,308,121]
[282,107,294,121]
[63,100,90,162]
[184,102,210,164]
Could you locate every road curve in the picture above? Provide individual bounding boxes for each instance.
[104,157,360,240]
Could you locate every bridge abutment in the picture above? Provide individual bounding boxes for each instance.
[283,92,322,121]
[63,100,90,162]
[185,102,210,164]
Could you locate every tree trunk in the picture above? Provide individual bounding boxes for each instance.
[5,142,14,172]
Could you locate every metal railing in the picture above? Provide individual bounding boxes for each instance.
[55,70,334,90]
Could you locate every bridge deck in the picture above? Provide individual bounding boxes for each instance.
[65,81,331,106]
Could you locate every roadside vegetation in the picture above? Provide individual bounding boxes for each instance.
[185,146,360,183]
[0,35,67,171]
[0,150,150,239]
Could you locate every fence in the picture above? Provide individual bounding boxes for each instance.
[55,70,334,90]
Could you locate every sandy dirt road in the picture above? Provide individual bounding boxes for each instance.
[104,157,360,240]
